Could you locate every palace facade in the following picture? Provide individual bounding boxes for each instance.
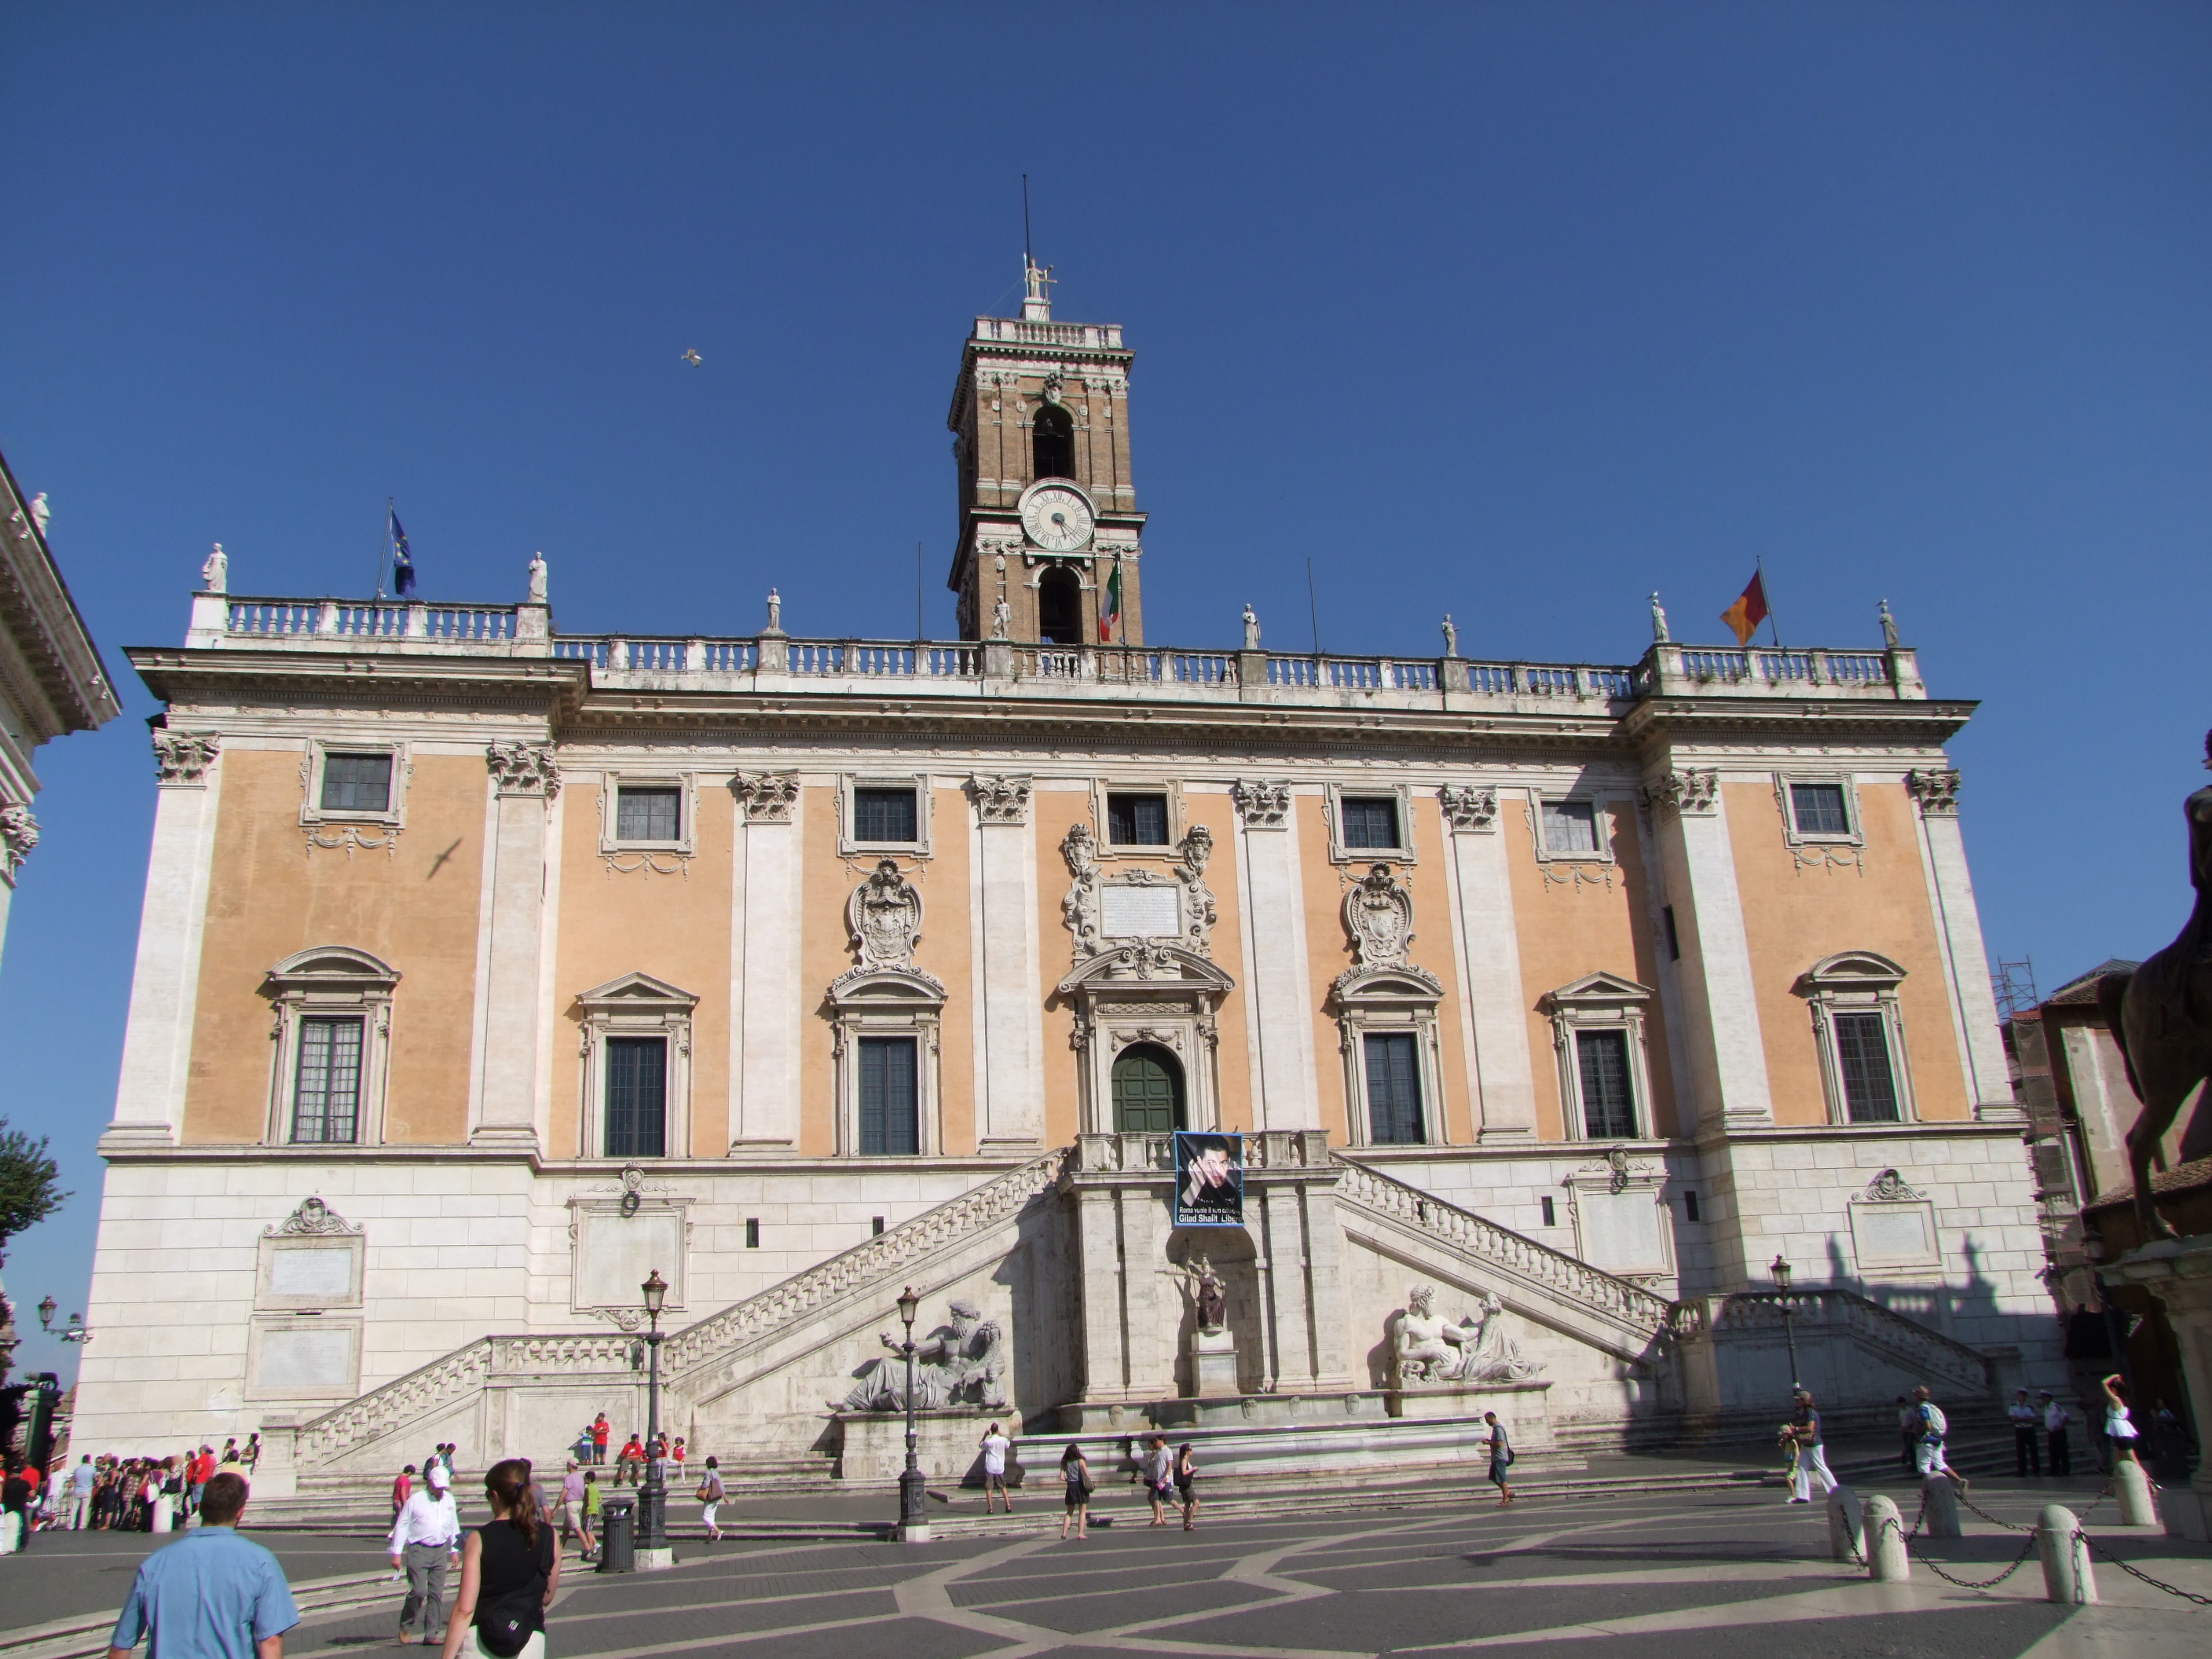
[71,269,2059,1488]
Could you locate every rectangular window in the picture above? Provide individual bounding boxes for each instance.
[1576,1028,1636,1139]
[604,1037,668,1157]
[858,1036,919,1155]
[1662,905,1681,962]
[871,1216,885,1236]
[1683,1189,1701,1222]
[1341,797,1402,851]
[1833,1011,1902,1123]
[853,787,918,844]
[616,786,682,843]
[1107,793,1170,846]
[291,1016,364,1144]
[1362,1032,1425,1144]
[319,753,392,814]
[1540,1195,1556,1227]
[1790,783,1852,837]
[744,1218,760,1249]
[1542,800,1601,855]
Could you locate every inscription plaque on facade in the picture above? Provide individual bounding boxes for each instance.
[269,1247,354,1300]
[575,1208,687,1310]
[254,1324,357,1393]
[1849,1201,1939,1269]
[1575,1189,1668,1274]
[1102,884,1179,939]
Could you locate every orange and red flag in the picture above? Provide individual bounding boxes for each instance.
[1719,570,1768,646]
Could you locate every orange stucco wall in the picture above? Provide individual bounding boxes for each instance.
[548,775,734,1158]
[1296,796,1354,1143]
[1035,789,1089,1146]
[1504,794,1681,1140]
[922,787,977,1156]
[1726,780,1968,1125]
[184,747,486,1145]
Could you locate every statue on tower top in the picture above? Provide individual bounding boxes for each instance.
[1022,255,1055,321]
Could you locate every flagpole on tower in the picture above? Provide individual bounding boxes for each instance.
[375,497,391,599]
[1759,556,1782,648]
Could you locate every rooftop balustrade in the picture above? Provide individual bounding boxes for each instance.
[181,591,1927,709]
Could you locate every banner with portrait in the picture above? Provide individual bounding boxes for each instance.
[1173,1131,1244,1226]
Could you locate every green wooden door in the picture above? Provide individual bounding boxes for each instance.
[1111,1046,1185,1133]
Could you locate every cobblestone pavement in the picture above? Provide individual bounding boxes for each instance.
[250,1483,2208,1659]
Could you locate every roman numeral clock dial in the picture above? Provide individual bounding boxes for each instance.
[1021,483,1095,553]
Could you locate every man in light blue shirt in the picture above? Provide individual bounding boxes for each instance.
[108,1473,298,1659]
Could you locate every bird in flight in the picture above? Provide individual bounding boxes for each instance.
[681,348,702,366]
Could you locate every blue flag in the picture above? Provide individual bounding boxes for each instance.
[389,505,417,597]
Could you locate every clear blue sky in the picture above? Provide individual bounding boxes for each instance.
[3,4,2207,1384]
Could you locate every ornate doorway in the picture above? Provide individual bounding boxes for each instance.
[1111,1043,1185,1133]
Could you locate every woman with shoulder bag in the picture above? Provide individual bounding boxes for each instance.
[441,1459,560,1659]
[696,1456,725,1543]
[1058,1445,1093,1541]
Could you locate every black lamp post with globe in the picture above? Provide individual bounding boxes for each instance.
[638,1269,672,1566]
[1771,1253,1801,1390]
[895,1285,930,1542]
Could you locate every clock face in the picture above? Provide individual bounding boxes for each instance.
[1022,485,1095,552]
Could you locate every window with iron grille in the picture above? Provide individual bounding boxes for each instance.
[1833,1011,1901,1122]
[1542,800,1601,855]
[854,787,918,844]
[1107,793,1170,846]
[1789,782,1852,837]
[1341,797,1402,851]
[320,754,393,814]
[291,1016,364,1144]
[605,1037,668,1157]
[616,786,682,843]
[1363,1032,1425,1144]
[1577,1029,1637,1139]
[859,1037,919,1155]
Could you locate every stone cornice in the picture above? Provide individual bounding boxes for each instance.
[1620,694,1976,749]
[126,647,588,718]
[0,454,122,742]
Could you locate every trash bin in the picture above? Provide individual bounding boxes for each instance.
[598,1495,636,1573]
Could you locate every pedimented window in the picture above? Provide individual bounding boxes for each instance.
[575,972,698,1159]
[1540,971,1656,1141]
[262,947,400,1148]
[1796,951,1914,1125]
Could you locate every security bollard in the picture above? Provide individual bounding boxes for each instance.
[2115,1459,2158,1527]
[1862,1494,1910,1581]
[1921,1474,1963,1539]
[2036,1505,2096,1604]
[1826,1484,1862,1564]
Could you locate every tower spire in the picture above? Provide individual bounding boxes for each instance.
[1021,174,1053,320]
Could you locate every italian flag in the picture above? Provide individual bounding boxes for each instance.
[1100,558,1122,643]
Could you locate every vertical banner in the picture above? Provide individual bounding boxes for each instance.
[1174,1131,1245,1226]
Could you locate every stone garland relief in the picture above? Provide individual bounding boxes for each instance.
[828,1297,1009,1412]
[1342,862,1415,970]
[1391,1284,1544,1387]
[1060,820,1218,961]
[268,1196,360,1237]
[847,859,924,970]
[302,749,408,861]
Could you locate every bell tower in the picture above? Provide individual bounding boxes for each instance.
[946,259,1147,645]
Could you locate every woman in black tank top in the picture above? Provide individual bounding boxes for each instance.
[440,1458,561,1659]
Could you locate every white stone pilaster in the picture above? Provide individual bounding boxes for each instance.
[1232,782,1319,1131]
[104,734,225,1147]
[731,773,800,1154]
[1909,771,2012,1115]
[471,745,558,1150]
[1647,775,1773,1129]
[971,776,1043,1151]
[1441,789,1537,1141]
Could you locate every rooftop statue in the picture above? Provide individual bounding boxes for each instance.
[2100,727,2212,1240]
[201,543,228,594]
[527,552,548,603]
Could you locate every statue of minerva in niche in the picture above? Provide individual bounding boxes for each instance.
[1184,1251,1227,1332]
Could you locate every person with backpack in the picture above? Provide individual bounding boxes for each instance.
[1483,1411,1515,1506]
[1912,1386,1967,1493]
[695,1456,725,1543]
[1058,1444,1093,1540]
[1174,1443,1199,1533]
[439,1459,559,1659]
[1784,1390,1836,1503]
[979,1423,1013,1514]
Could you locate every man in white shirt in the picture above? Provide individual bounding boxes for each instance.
[386,1463,460,1644]
[2008,1389,2042,1478]
[979,1424,1013,1514]
[2042,1391,2072,1477]
[67,1457,96,1529]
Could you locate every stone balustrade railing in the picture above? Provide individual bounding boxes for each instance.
[292,1338,496,1465]
[661,1148,1068,1375]
[1685,1288,1995,1394]
[189,594,1929,709]
[1333,1157,1675,1337]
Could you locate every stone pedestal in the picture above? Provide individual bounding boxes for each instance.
[1188,1328,1239,1397]
[1382,1379,1555,1449]
[833,1409,1024,1485]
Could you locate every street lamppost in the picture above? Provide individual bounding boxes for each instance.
[35,1297,90,1345]
[895,1285,929,1543]
[1771,1254,1800,1390]
[638,1269,671,1567]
